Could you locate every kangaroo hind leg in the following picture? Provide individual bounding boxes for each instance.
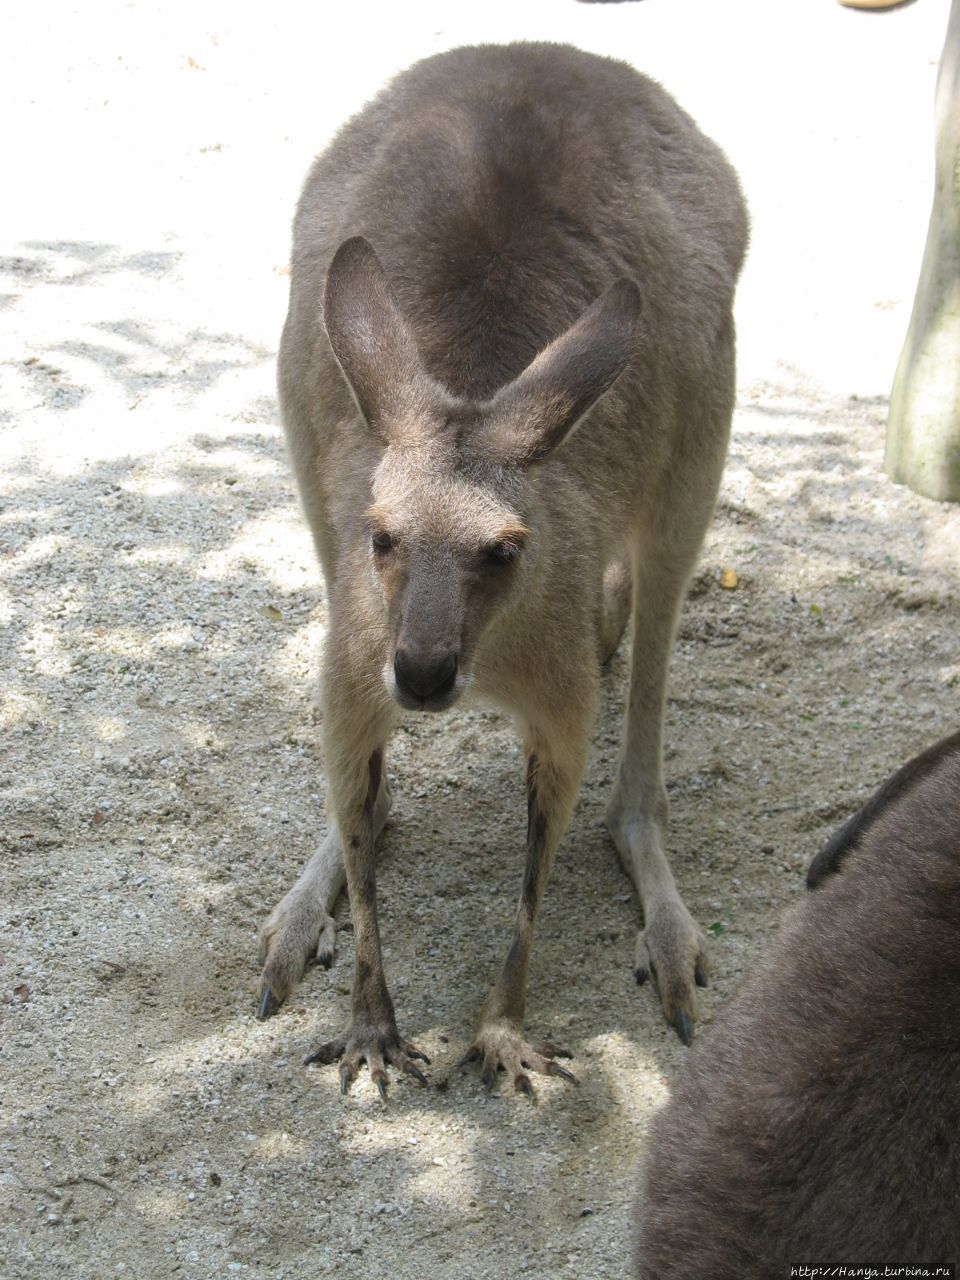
[606,530,711,1045]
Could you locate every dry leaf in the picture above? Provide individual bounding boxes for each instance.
[719,567,738,590]
[259,604,283,622]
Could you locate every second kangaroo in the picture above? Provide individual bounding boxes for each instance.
[260,42,748,1095]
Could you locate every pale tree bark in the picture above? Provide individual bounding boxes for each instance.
[885,0,960,501]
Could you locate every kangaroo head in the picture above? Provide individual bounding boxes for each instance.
[323,236,639,712]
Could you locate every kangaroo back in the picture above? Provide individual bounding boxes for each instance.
[807,728,960,887]
[280,42,747,513]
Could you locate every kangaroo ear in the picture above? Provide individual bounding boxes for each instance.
[481,279,641,466]
[323,237,427,442]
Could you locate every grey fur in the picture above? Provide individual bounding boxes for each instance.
[260,41,748,1089]
[807,728,960,887]
[635,737,960,1274]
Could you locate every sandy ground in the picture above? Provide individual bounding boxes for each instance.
[2,1,958,1277]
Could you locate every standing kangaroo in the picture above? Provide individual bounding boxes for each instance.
[259,42,748,1095]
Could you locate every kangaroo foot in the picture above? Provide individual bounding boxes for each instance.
[305,1022,430,1099]
[257,889,338,1020]
[635,896,709,1045]
[458,1019,577,1098]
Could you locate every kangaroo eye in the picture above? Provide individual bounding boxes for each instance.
[371,530,395,555]
[484,540,520,567]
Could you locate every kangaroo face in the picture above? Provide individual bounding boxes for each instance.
[366,444,529,712]
[322,234,639,712]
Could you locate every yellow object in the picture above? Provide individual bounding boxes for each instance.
[839,0,910,9]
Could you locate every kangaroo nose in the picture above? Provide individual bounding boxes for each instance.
[394,649,458,703]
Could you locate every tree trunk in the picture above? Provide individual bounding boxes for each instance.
[885,0,960,501]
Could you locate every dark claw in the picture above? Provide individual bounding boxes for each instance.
[635,967,649,986]
[457,1046,481,1070]
[374,1075,388,1102]
[257,986,281,1021]
[404,1062,429,1087]
[406,1048,431,1065]
[694,959,708,988]
[516,1074,534,1098]
[339,1062,355,1094]
[546,1060,578,1085]
[317,949,333,970]
[673,1009,693,1046]
[481,1066,498,1092]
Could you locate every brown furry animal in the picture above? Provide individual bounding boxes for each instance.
[634,735,960,1275]
[259,42,748,1094]
[806,728,960,888]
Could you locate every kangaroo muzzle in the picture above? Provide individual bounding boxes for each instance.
[392,647,460,710]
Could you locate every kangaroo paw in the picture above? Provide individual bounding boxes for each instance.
[257,889,337,1019]
[634,897,708,1044]
[459,1019,577,1098]
[305,1023,430,1099]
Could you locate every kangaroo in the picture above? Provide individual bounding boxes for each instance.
[634,735,960,1275]
[806,727,960,887]
[259,41,748,1095]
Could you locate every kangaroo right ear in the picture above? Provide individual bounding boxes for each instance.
[323,237,427,442]
[480,279,641,467]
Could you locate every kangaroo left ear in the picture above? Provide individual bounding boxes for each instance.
[478,279,641,466]
[323,236,430,444]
